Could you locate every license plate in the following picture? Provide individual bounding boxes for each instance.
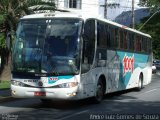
[34,92,46,96]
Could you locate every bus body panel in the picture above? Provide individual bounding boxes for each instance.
[11,85,79,100]
[11,12,152,100]
[80,50,152,96]
[11,75,83,100]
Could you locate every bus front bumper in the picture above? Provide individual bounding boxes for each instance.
[11,85,79,100]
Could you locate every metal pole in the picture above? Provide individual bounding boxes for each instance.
[132,0,135,29]
[138,9,160,30]
[104,0,107,19]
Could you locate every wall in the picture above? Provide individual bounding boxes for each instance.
[57,0,104,18]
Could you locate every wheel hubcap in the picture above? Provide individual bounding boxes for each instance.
[139,77,142,89]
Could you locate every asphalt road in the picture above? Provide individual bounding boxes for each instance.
[0,74,160,120]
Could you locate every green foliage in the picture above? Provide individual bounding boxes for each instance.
[139,0,160,13]
[0,0,56,31]
[0,15,5,24]
[137,12,160,59]
[0,81,10,90]
[138,0,160,59]
[0,0,56,50]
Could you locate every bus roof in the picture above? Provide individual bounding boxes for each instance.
[21,11,151,38]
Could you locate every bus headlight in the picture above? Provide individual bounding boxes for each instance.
[11,80,25,87]
[58,82,78,88]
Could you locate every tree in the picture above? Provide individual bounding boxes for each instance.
[138,0,160,59]
[0,0,56,35]
[0,0,56,51]
[139,0,160,12]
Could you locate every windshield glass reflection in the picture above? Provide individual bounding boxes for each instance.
[12,18,82,75]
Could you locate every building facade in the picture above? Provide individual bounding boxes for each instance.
[56,0,105,18]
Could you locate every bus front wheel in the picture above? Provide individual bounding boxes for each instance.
[93,80,104,103]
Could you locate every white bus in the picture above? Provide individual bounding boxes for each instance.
[11,11,152,103]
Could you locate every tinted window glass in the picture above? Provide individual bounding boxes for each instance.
[82,20,96,73]
[97,22,107,47]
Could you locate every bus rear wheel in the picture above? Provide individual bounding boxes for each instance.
[137,74,143,91]
[93,80,104,103]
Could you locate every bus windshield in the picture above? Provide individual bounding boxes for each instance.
[12,18,82,75]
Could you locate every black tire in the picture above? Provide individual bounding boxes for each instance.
[137,74,143,91]
[93,80,104,103]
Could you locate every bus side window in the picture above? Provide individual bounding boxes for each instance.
[82,19,96,73]
[147,38,151,53]
[135,35,141,52]
[144,38,148,53]
[110,26,116,48]
[120,29,124,49]
[115,28,119,49]
[142,37,151,53]
[123,31,127,49]
[141,37,145,53]
[108,26,116,48]
[105,25,111,48]
[128,33,134,51]
[97,22,107,48]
